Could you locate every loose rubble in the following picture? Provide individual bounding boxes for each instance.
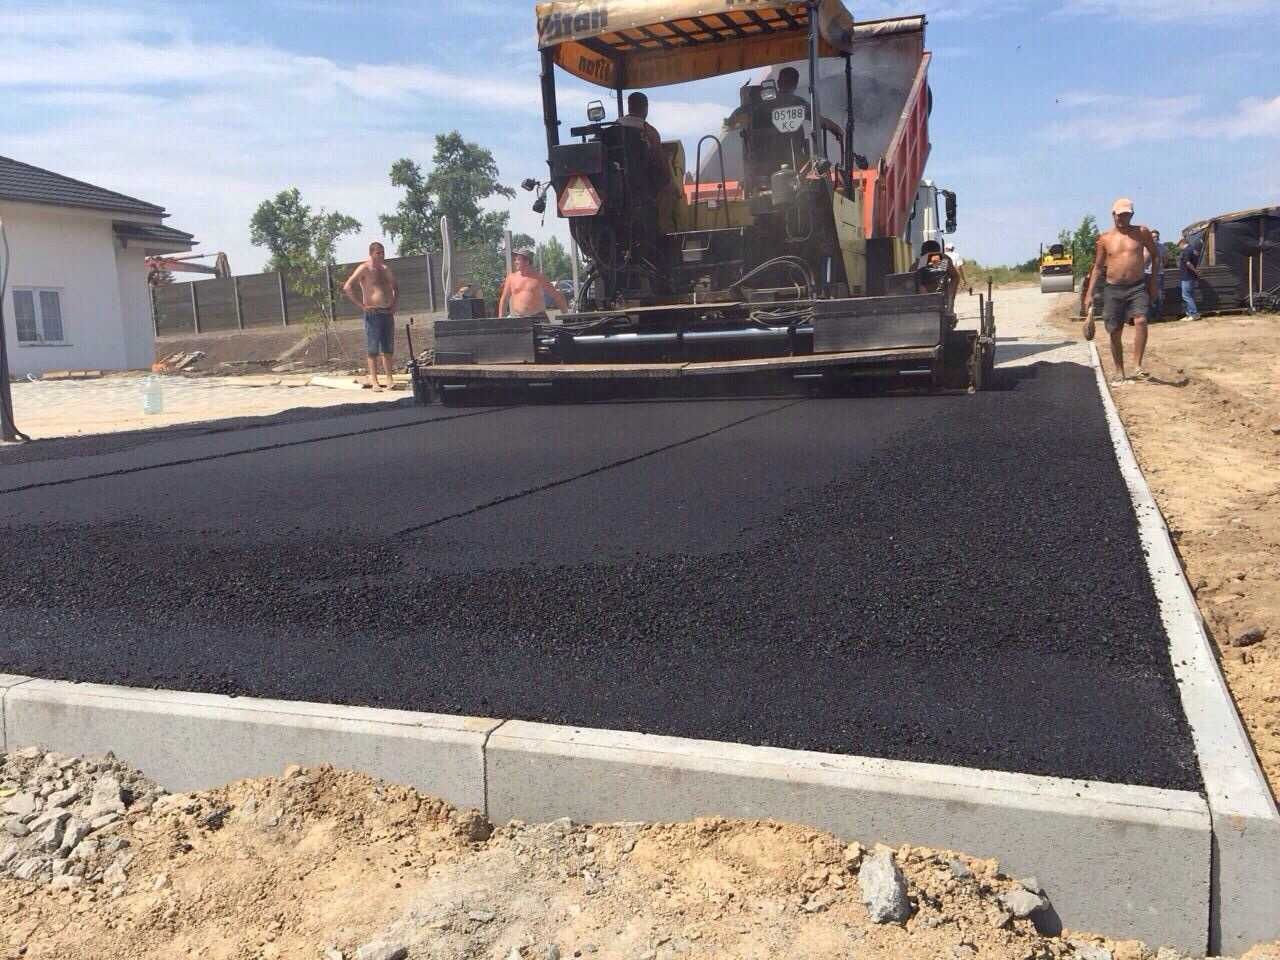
[858,847,914,923]
[1,747,1277,960]
[0,746,161,891]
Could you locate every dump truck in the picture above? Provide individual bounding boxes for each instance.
[1039,243,1074,294]
[413,1,994,405]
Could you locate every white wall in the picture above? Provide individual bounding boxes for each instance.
[1,201,130,378]
[114,244,155,370]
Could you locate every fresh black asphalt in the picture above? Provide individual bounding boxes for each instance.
[0,363,1201,791]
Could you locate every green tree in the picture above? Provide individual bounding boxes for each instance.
[536,237,574,280]
[250,188,360,274]
[1069,215,1100,279]
[380,132,518,296]
[249,188,360,357]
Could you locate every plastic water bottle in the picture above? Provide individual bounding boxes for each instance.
[142,376,164,415]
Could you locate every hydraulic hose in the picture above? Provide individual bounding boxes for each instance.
[734,255,817,297]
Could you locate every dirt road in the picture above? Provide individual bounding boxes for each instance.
[1052,303,1280,797]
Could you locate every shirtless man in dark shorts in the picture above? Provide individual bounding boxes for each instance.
[342,242,399,391]
[1082,198,1160,385]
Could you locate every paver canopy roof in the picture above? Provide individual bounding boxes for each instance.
[535,0,923,87]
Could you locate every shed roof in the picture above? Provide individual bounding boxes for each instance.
[0,154,167,217]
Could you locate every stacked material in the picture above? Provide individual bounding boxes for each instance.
[1157,265,1241,318]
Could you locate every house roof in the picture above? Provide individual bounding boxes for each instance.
[112,220,197,252]
[0,154,167,217]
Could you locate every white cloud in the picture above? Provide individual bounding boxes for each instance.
[0,6,170,39]
[0,6,578,270]
[1217,95,1280,139]
[1057,0,1271,20]
[1043,90,1280,148]
[855,1,1024,20]
[1043,93,1201,147]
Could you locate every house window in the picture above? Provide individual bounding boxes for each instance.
[13,289,67,345]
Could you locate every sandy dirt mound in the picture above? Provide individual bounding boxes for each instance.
[1052,305,1280,796]
[4,754,1277,960]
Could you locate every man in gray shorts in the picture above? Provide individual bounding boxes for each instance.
[1082,198,1160,385]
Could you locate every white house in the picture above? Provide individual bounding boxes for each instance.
[0,155,194,377]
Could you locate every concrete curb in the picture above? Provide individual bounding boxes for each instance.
[1090,342,1280,953]
[0,673,1211,952]
[0,676,496,810]
[488,720,1209,951]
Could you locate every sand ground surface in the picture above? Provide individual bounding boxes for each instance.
[4,373,405,440]
[2,758,1278,960]
[1050,303,1280,798]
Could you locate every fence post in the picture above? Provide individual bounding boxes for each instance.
[231,276,243,330]
[189,281,200,334]
[425,252,437,312]
[277,272,289,326]
[324,263,336,324]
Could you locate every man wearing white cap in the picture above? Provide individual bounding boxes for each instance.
[1082,198,1160,384]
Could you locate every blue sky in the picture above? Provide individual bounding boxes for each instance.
[1,1,1276,271]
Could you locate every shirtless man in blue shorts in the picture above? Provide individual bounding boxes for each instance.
[343,241,399,391]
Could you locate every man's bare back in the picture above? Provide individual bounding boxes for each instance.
[348,261,397,309]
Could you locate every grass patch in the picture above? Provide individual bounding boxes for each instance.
[959,262,1039,288]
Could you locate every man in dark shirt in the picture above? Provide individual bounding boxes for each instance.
[617,92,668,185]
[725,66,843,164]
[1178,237,1203,321]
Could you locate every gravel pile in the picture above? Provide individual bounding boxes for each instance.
[0,746,163,890]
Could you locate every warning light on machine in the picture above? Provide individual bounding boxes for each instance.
[558,175,601,217]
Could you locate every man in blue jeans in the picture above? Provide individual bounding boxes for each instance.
[1178,237,1203,321]
[343,242,400,391]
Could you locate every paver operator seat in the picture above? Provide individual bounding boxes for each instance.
[733,82,813,199]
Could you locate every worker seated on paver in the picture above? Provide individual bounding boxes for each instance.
[914,240,961,315]
[727,66,843,194]
[617,92,669,189]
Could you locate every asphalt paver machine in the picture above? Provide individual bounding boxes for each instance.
[414,1,995,404]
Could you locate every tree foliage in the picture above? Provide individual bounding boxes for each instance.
[536,237,575,281]
[380,132,518,297]
[249,188,360,353]
[1067,215,1100,279]
[249,187,360,273]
